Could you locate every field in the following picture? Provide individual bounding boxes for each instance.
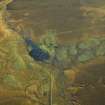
[0,0,105,105]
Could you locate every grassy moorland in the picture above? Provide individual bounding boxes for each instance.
[0,0,105,105]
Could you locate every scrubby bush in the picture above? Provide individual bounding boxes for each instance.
[40,30,57,56]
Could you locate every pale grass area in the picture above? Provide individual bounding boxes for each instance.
[0,86,25,97]
[0,20,20,42]
[81,6,105,17]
